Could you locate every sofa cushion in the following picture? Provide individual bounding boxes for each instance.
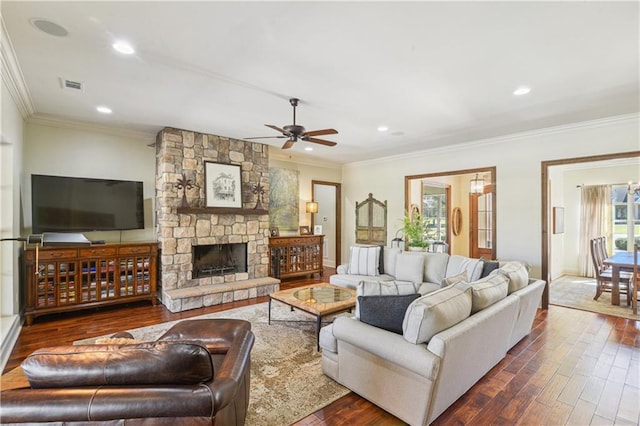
[422,252,450,284]
[383,246,402,277]
[402,282,472,344]
[330,272,394,290]
[493,261,529,294]
[480,257,500,278]
[395,253,425,284]
[21,341,213,388]
[358,294,421,334]
[445,255,484,282]
[441,271,468,288]
[469,273,509,313]
[348,246,381,276]
[356,280,418,318]
[417,282,441,295]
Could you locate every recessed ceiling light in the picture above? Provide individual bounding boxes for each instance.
[377,126,389,132]
[513,86,531,96]
[30,19,68,37]
[112,41,135,55]
[96,106,112,114]
[304,147,313,152]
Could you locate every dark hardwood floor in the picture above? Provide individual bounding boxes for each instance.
[4,268,639,425]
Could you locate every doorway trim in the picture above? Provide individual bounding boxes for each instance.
[311,180,342,265]
[405,166,496,258]
[540,150,640,308]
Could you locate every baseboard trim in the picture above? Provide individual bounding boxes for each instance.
[0,315,22,372]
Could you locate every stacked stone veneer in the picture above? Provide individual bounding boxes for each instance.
[155,127,279,312]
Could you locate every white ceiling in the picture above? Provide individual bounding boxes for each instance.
[2,1,638,164]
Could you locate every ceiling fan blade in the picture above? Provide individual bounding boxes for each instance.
[306,137,337,147]
[244,136,287,140]
[304,128,338,137]
[265,124,288,134]
[281,139,295,149]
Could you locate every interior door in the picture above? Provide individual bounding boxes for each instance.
[470,184,496,259]
[311,181,341,267]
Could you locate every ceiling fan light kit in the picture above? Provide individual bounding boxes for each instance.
[245,98,338,150]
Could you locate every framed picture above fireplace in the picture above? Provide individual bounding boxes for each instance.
[205,162,242,208]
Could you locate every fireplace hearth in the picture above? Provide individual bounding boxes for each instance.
[193,243,247,279]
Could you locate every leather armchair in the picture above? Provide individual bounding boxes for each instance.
[0,318,254,425]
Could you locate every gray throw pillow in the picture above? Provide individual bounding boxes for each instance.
[357,294,420,334]
[480,257,500,278]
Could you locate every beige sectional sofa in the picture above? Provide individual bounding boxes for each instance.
[329,246,487,295]
[321,247,545,426]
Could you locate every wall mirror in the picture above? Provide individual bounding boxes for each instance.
[405,167,496,258]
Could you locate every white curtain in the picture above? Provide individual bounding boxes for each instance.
[578,185,612,277]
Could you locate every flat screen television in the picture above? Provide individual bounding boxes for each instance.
[31,174,144,233]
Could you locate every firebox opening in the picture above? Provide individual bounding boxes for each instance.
[193,243,247,278]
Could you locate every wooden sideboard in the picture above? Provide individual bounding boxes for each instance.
[269,235,323,279]
[23,242,158,325]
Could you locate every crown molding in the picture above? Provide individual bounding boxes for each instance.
[345,113,640,169]
[28,114,158,142]
[1,18,35,119]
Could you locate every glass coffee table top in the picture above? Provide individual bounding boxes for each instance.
[293,286,352,304]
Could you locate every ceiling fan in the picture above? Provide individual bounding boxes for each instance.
[245,98,338,149]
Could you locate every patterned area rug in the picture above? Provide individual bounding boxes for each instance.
[550,275,638,321]
[76,302,350,425]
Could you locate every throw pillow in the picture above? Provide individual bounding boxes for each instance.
[355,280,418,318]
[383,246,402,277]
[493,261,529,294]
[469,273,508,313]
[358,294,421,334]
[480,257,500,278]
[445,255,485,282]
[348,246,381,276]
[422,253,450,285]
[394,253,425,284]
[402,281,472,344]
[441,271,468,288]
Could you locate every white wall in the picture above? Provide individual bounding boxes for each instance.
[23,120,157,242]
[342,115,639,279]
[1,78,25,370]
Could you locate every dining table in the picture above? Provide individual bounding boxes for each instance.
[603,251,639,305]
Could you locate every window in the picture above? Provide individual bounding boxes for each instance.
[611,185,640,252]
[422,185,447,242]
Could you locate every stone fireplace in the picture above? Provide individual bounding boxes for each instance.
[155,127,279,312]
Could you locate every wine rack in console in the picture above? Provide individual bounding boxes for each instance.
[23,242,158,325]
[268,235,324,279]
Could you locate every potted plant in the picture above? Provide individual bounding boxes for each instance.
[402,209,430,251]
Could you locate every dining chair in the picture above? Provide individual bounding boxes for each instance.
[590,237,631,303]
[632,244,639,315]
[597,236,610,271]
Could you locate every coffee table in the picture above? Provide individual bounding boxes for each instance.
[268,283,356,351]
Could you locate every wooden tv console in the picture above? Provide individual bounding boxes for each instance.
[23,242,158,325]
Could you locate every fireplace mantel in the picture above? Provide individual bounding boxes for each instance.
[177,207,268,215]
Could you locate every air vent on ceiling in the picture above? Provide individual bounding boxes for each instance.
[60,78,84,91]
